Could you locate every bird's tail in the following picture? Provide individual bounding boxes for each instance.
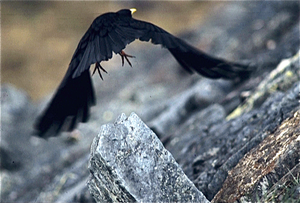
[168,39,252,80]
[34,70,96,138]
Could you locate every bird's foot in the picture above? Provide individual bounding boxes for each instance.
[92,62,107,80]
[119,50,135,67]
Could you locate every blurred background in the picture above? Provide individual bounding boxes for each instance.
[2,1,222,101]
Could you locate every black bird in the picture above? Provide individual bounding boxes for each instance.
[34,8,251,138]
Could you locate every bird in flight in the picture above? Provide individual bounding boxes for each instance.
[34,8,251,138]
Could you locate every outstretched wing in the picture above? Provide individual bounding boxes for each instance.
[34,70,95,138]
[125,18,251,79]
[68,12,251,81]
[34,10,251,138]
[34,11,142,138]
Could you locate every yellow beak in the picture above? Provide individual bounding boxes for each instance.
[130,8,137,14]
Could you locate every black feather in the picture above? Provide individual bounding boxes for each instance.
[34,9,252,138]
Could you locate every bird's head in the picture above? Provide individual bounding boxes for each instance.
[117,8,137,18]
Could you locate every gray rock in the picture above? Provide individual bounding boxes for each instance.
[88,113,209,203]
[148,79,232,138]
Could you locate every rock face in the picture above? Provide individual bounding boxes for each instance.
[88,113,209,203]
[212,110,300,203]
[1,1,299,203]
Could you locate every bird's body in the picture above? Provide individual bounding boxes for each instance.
[34,9,251,138]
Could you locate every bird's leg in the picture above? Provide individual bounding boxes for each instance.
[92,62,107,80]
[119,50,135,67]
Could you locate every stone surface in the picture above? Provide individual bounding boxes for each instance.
[169,79,300,200]
[212,110,300,203]
[228,50,300,119]
[88,113,209,203]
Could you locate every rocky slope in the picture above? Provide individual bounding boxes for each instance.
[1,1,299,202]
